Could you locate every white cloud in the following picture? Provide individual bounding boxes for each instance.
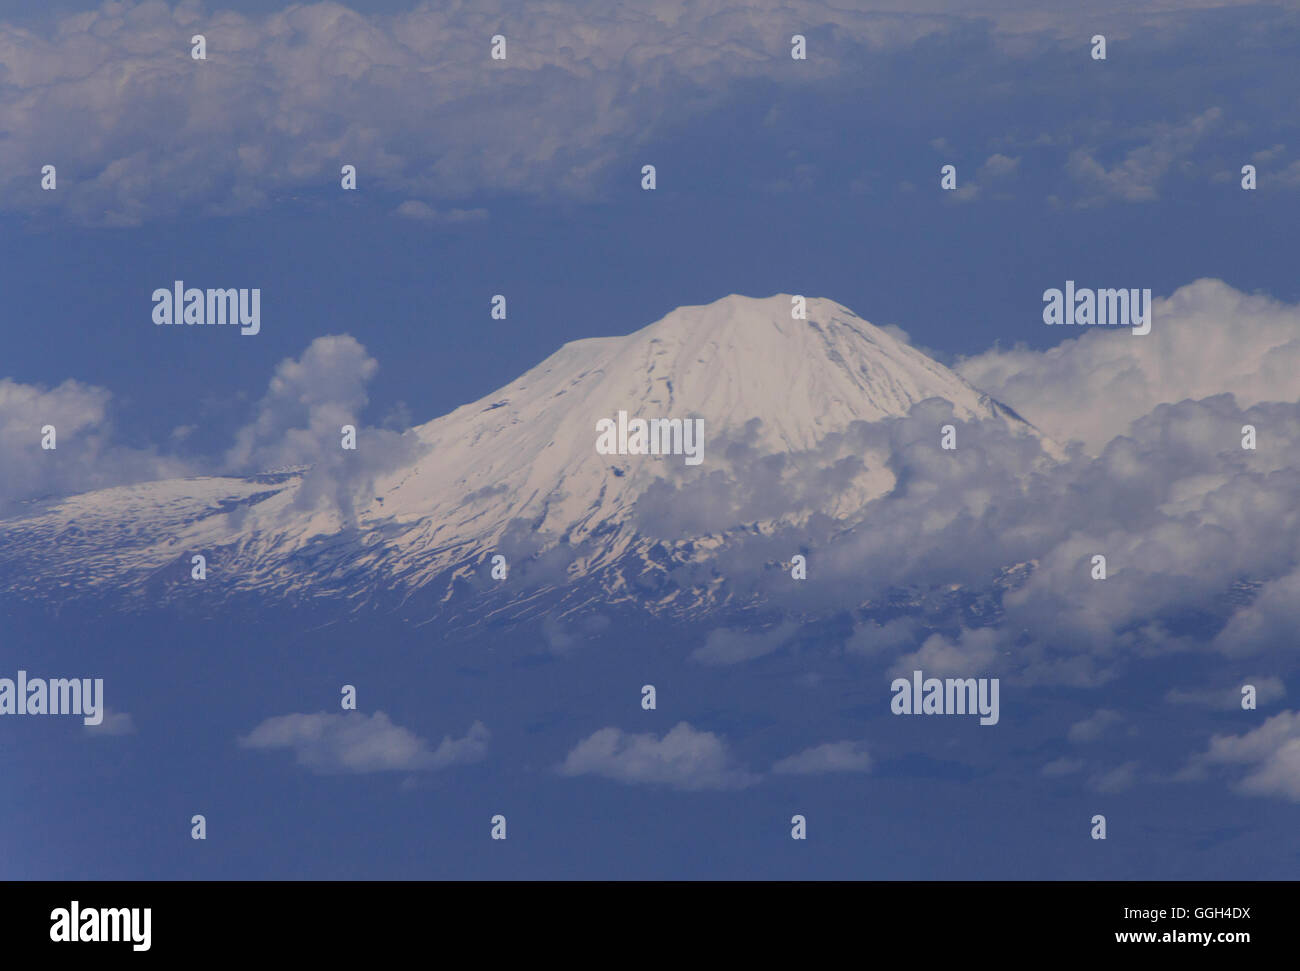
[1090,760,1140,793]
[1065,108,1223,205]
[957,278,1300,454]
[0,334,423,518]
[1252,144,1285,164]
[692,620,800,666]
[0,376,188,509]
[239,711,489,774]
[224,335,427,523]
[559,721,759,790]
[891,628,1000,679]
[0,0,948,223]
[1067,708,1124,743]
[225,335,378,471]
[844,617,922,656]
[0,2,1263,223]
[949,152,1021,202]
[1041,757,1084,777]
[1184,711,1300,802]
[772,740,871,774]
[979,153,1020,179]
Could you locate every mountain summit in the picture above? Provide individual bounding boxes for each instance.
[0,295,1054,619]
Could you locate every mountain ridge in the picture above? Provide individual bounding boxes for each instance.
[0,294,1058,621]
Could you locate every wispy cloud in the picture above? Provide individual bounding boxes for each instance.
[85,708,136,737]
[223,335,427,524]
[1167,678,1285,710]
[1064,108,1223,205]
[1068,709,1124,743]
[772,740,871,774]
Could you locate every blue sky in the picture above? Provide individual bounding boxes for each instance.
[3,0,1300,879]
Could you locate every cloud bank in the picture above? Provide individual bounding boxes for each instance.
[956,279,1300,454]
[1184,711,1300,802]
[2,1,1289,223]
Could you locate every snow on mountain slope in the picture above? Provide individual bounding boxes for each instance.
[368,296,1050,556]
[0,295,1057,616]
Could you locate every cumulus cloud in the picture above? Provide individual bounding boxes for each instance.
[239,711,489,774]
[224,335,426,523]
[956,278,1300,454]
[949,152,1021,202]
[772,740,871,774]
[558,721,759,790]
[891,628,1001,679]
[1210,572,1300,658]
[1183,711,1300,802]
[0,376,189,510]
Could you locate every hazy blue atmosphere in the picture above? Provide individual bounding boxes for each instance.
[2,0,1299,879]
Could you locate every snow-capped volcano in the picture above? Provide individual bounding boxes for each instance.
[375,295,1046,553]
[0,295,1055,619]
